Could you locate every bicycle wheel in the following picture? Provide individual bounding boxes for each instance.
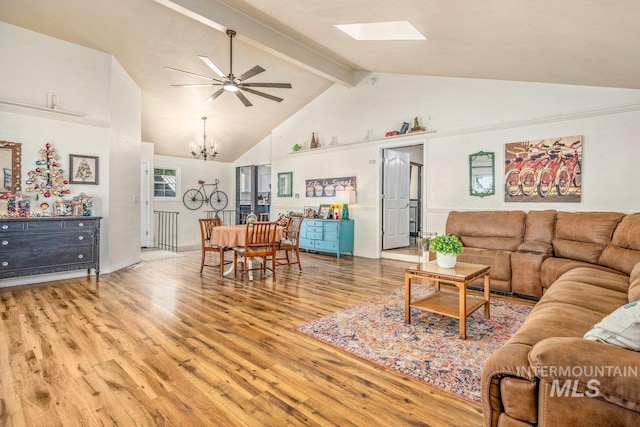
[209,190,228,211]
[505,169,521,197]
[183,189,205,210]
[537,169,552,197]
[556,167,571,196]
[572,162,582,187]
[519,168,536,196]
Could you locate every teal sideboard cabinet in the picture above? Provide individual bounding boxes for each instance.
[300,219,354,258]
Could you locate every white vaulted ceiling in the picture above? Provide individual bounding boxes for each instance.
[2,0,639,161]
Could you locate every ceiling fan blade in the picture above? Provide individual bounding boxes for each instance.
[205,88,226,102]
[240,87,284,103]
[235,91,253,107]
[171,83,222,87]
[241,82,292,89]
[198,55,227,79]
[164,66,222,81]
[237,65,265,82]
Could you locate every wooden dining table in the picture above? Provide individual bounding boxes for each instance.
[210,224,284,279]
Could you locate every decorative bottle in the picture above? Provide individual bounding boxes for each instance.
[310,132,319,149]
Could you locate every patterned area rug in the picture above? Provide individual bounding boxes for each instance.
[297,285,532,404]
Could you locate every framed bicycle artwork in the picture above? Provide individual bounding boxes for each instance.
[277,172,293,197]
[504,135,582,203]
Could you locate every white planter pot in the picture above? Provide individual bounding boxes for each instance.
[436,252,457,268]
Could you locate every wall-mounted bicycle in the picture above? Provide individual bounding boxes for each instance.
[182,179,228,211]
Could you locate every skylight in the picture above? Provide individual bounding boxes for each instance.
[335,21,426,41]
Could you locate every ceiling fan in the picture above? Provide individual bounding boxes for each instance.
[164,29,292,107]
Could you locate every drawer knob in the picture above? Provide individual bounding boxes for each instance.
[78,223,84,227]
[1,241,7,246]
[78,236,84,241]
[78,254,84,259]
[1,261,7,267]
[1,225,7,230]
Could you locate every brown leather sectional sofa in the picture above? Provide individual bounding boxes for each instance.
[444,210,640,426]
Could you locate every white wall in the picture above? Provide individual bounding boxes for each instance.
[0,22,142,286]
[107,58,143,270]
[153,154,235,250]
[241,72,640,258]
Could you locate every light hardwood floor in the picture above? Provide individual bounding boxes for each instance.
[0,251,487,426]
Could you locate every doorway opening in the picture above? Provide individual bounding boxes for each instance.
[381,144,424,261]
[236,164,271,224]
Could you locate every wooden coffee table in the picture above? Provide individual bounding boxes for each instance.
[404,260,491,339]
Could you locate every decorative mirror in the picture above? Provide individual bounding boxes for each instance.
[0,141,22,197]
[469,151,495,197]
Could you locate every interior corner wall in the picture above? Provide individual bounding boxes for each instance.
[0,21,142,286]
[262,72,640,258]
[107,58,142,271]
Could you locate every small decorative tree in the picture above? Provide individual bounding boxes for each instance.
[25,142,70,198]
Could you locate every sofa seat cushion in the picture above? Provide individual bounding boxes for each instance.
[504,302,604,350]
[457,247,512,281]
[541,257,623,289]
[537,280,628,316]
[555,267,630,294]
[584,301,640,351]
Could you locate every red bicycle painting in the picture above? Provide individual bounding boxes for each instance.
[505,136,582,202]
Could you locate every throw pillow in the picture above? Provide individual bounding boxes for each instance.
[584,301,640,351]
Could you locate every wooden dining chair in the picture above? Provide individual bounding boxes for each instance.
[233,221,278,280]
[199,218,232,277]
[275,216,303,271]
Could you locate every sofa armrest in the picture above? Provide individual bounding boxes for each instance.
[517,241,553,254]
[529,337,640,412]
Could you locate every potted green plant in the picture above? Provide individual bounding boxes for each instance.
[430,234,463,268]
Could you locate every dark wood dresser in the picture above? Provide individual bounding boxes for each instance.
[0,217,101,280]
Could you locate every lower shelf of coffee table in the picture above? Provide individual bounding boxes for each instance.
[410,291,487,319]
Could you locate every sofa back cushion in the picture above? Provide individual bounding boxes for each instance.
[446,211,525,251]
[524,210,556,243]
[552,212,624,264]
[600,213,640,275]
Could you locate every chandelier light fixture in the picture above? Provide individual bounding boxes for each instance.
[190,116,218,161]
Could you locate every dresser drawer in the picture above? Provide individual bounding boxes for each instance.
[0,246,95,272]
[64,219,99,229]
[0,222,26,232]
[316,240,338,251]
[0,231,95,252]
[26,220,64,230]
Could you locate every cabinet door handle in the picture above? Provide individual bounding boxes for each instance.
[1,261,7,267]
[78,254,84,259]
[1,241,7,246]
[1,225,7,230]
[78,236,84,241]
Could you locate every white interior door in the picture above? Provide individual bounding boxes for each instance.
[383,149,411,249]
[140,161,150,247]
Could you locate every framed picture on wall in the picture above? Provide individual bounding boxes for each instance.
[277,172,293,197]
[69,154,99,185]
